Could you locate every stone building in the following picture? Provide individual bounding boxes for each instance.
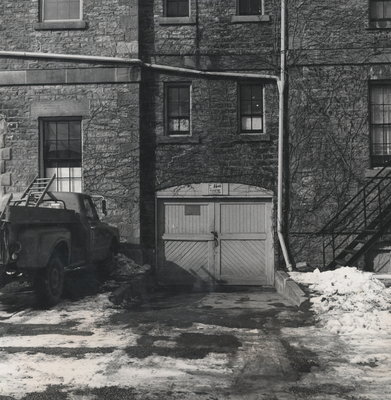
[1,0,389,285]
[288,0,391,274]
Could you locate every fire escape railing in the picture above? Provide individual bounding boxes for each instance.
[320,165,391,269]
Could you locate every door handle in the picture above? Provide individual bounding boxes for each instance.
[211,231,219,247]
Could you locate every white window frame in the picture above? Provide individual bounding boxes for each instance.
[41,0,83,22]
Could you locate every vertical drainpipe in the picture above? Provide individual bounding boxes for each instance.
[277,0,293,271]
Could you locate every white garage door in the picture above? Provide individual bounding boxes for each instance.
[157,199,274,286]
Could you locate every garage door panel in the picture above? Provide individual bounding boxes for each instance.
[163,240,213,281]
[165,203,210,234]
[220,203,266,233]
[157,194,274,287]
[220,240,268,285]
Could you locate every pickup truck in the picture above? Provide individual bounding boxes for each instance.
[0,192,119,306]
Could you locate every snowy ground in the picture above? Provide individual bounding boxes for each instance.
[0,267,390,399]
[288,267,391,399]
[290,267,391,335]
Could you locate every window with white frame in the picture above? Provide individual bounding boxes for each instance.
[41,0,82,21]
[41,118,82,192]
[237,0,263,15]
[165,83,191,136]
[239,83,264,133]
[370,0,391,21]
[164,0,190,17]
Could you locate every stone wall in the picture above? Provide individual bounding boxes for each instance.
[139,0,280,72]
[287,0,391,267]
[0,82,140,243]
[140,71,279,250]
[0,0,138,65]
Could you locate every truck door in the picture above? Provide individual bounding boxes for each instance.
[83,197,108,262]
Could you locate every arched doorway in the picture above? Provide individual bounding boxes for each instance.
[156,183,274,287]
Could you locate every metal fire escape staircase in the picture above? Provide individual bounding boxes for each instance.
[321,166,391,270]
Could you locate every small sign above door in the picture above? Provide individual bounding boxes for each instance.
[208,183,223,195]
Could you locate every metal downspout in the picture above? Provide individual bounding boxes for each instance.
[277,0,293,271]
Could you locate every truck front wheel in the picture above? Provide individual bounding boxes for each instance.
[34,254,65,307]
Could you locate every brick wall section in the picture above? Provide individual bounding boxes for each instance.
[140,71,279,249]
[0,0,138,70]
[0,83,140,243]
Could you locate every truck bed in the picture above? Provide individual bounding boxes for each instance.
[3,205,79,225]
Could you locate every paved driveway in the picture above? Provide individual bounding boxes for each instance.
[0,276,389,400]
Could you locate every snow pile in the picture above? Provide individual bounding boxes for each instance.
[290,267,391,335]
[111,253,151,281]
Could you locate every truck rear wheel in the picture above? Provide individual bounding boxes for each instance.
[34,254,65,307]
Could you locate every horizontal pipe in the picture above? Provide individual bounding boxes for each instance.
[0,50,279,81]
[0,50,142,64]
[144,62,279,81]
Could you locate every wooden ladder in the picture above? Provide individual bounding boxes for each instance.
[19,175,56,207]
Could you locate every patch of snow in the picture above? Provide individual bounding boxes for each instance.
[0,294,138,348]
[0,349,230,399]
[290,267,391,335]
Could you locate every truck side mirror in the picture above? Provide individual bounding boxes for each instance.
[101,199,107,216]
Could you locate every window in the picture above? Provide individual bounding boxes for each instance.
[165,83,191,136]
[370,84,391,167]
[83,197,99,221]
[370,0,391,21]
[239,84,264,133]
[41,0,82,21]
[164,0,190,17]
[238,0,263,15]
[41,118,82,192]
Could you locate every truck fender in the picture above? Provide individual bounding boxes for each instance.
[17,227,71,269]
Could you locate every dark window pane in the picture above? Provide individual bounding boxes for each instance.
[240,85,252,100]
[239,0,262,15]
[69,140,81,158]
[177,1,189,17]
[252,101,263,115]
[178,101,190,116]
[168,101,180,117]
[46,122,57,140]
[370,0,391,20]
[69,121,81,139]
[57,122,69,141]
[168,87,179,103]
[179,87,190,102]
[166,0,189,17]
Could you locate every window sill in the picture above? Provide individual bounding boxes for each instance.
[367,20,391,30]
[158,16,196,25]
[157,136,201,144]
[231,15,271,23]
[34,21,87,30]
[235,134,271,142]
